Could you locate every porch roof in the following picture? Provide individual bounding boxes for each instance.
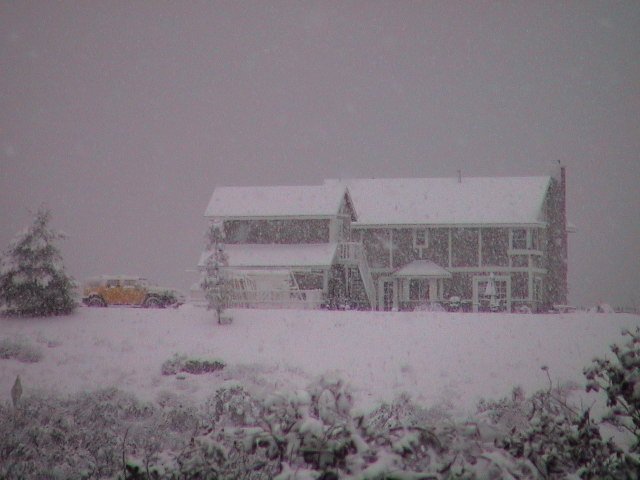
[198,243,338,269]
[392,260,452,278]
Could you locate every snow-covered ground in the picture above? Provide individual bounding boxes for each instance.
[1,305,639,415]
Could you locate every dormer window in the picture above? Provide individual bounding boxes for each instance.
[414,229,428,248]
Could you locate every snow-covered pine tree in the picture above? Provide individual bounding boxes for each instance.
[0,208,76,316]
[201,219,232,323]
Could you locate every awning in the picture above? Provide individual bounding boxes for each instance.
[392,260,451,279]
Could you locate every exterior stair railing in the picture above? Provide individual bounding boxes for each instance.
[338,242,377,309]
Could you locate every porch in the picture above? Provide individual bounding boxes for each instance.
[379,260,452,311]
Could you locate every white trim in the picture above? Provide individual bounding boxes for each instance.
[211,215,335,221]
[508,249,544,256]
[352,222,548,229]
[446,266,547,274]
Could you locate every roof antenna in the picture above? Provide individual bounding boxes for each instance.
[457,169,462,183]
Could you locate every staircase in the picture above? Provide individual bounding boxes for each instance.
[337,243,377,309]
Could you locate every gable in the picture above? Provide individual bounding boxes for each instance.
[338,191,358,221]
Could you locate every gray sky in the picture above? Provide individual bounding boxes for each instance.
[1,1,639,308]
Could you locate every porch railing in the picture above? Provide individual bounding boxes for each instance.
[228,289,323,310]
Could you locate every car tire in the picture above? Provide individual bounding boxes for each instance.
[87,296,106,307]
[144,296,163,308]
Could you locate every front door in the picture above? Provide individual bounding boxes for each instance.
[473,275,510,312]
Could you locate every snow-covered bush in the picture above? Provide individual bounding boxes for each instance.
[0,388,158,479]
[480,365,639,478]
[493,385,622,478]
[161,353,225,375]
[0,336,43,363]
[203,384,261,427]
[4,328,640,479]
[0,208,76,316]
[585,327,640,456]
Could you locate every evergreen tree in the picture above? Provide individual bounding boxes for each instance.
[201,220,232,323]
[0,208,76,316]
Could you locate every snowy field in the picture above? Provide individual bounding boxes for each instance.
[1,305,639,415]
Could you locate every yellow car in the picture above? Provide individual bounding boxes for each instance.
[82,275,185,308]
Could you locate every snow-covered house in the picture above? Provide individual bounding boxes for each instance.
[198,184,376,309]
[200,167,569,312]
[325,166,569,312]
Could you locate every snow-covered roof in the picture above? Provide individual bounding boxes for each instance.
[205,184,355,219]
[392,260,452,278]
[198,243,338,269]
[325,176,551,225]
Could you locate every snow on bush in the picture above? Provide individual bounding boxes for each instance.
[200,219,233,324]
[0,336,43,363]
[585,326,640,452]
[0,208,76,317]
[161,353,226,376]
[2,329,639,479]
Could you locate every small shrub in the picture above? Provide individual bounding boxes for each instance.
[204,385,260,427]
[0,337,43,363]
[161,354,187,375]
[183,359,225,374]
[161,354,225,376]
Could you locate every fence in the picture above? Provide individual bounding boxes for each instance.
[228,289,324,310]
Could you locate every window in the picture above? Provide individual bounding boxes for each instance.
[512,229,527,249]
[414,229,428,248]
[512,255,528,267]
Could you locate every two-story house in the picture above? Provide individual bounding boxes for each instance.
[197,183,376,309]
[325,167,568,312]
[199,167,569,312]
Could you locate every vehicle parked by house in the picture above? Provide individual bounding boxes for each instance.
[82,275,185,308]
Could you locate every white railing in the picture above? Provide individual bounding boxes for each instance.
[228,289,323,310]
[338,242,376,308]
